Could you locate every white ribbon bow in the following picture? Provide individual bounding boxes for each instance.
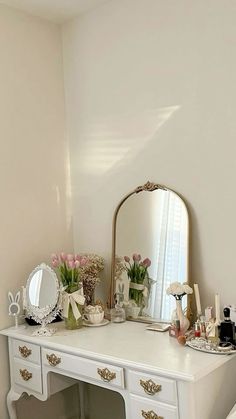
[129,282,148,298]
[63,289,85,320]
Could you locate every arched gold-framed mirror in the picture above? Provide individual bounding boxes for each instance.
[109,181,190,324]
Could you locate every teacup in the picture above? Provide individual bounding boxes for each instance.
[83,311,104,325]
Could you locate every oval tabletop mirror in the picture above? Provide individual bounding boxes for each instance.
[110,181,189,324]
[25,263,61,336]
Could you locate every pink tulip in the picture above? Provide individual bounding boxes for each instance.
[67,260,75,269]
[124,256,130,263]
[67,254,74,261]
[51,253,58,261]
[60,252,67,262]
[75,260,80,269]
[133,253,141,262]
[143,258,151,268]
[75,254,82,262]
[52,259,59,268]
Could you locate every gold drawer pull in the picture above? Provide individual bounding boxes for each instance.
[18,345,32,358]
[46,353,61,367]
[140,379,162,395]
[20,369,32,381]
[141,410,163,419]
[97,367,116,382]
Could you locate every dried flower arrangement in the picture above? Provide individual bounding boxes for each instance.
[79,253,105,304]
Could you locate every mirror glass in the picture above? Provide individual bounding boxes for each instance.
[113,182,189,323]
[28,268,58,309]
[25,263,60,335]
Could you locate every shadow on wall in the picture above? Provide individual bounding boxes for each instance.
[16,382,125,419]
[16,385,80,419]
[86,383,125,419]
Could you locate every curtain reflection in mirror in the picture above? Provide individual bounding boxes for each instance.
[148,192,187,321]
[29,270,43,307]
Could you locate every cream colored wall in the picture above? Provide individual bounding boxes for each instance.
[62,0,236,313]
[0,5,74,419]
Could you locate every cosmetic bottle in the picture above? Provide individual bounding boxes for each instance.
[200,321,206,338]
[169,319,180,338]
[194,321,201,338]
[219,307,235,344]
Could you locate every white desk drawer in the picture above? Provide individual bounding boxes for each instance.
[12,339,41,365]
[130,395,178,419]
[127,370,177,405]
[42,348,124,389]
[13,359,42,394]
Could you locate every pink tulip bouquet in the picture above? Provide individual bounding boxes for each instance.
[124,254,151,306]
[51,253,87,294]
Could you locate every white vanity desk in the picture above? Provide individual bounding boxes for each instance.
[1,321,236,419]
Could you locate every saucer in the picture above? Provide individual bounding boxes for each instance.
[83,319,109,327]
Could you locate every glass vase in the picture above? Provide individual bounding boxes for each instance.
[129,285,144,307]
[65,302,83,330]
[176,299,190,334]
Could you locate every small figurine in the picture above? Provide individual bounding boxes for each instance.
[8,291,20,327]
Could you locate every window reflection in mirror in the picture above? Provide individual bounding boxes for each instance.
[115,187,188,322]
[29,269,58,308]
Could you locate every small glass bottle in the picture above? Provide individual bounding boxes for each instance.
[200,321,206,338]
[169,319,180,338]
[110,305,126,323]
[194,321,201,338]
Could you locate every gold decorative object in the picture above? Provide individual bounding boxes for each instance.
[46,353,61,367]
[141,410,163,419]
[19,369,32,381]
[108,180,190,327]
[140,379,162,395]
[97,367,116,382]
[18,345,32,358]
[135,181,167,193]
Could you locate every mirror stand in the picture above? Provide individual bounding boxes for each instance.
[25,294,61,336]
[32,318,57,337]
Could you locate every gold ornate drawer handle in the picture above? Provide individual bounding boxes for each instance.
[141,410,163,419]
[18,345,32,358]
[140,379,162,395]
[46,353,61,367]
[20,369,32,381]
[97,367,116,382]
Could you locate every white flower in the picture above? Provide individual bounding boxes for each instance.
[166,281,193,297]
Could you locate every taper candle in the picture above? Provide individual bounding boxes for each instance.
[194,283,202,317]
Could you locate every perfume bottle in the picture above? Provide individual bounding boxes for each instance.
[219,307,235,344]
[169,319,180,338]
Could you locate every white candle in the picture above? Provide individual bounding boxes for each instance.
[215,293,220,324]
[194,283,202,316]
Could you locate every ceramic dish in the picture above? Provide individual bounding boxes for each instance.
[83,319,109,327]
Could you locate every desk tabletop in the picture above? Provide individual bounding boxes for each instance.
[1,321,234,382]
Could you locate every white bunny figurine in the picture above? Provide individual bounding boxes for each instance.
[8,291,20,327]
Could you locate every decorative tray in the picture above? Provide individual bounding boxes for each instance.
[186,338,236,355]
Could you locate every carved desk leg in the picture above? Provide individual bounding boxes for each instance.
[7,388,22,419]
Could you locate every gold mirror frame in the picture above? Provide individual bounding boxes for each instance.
[108,181,191,323]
